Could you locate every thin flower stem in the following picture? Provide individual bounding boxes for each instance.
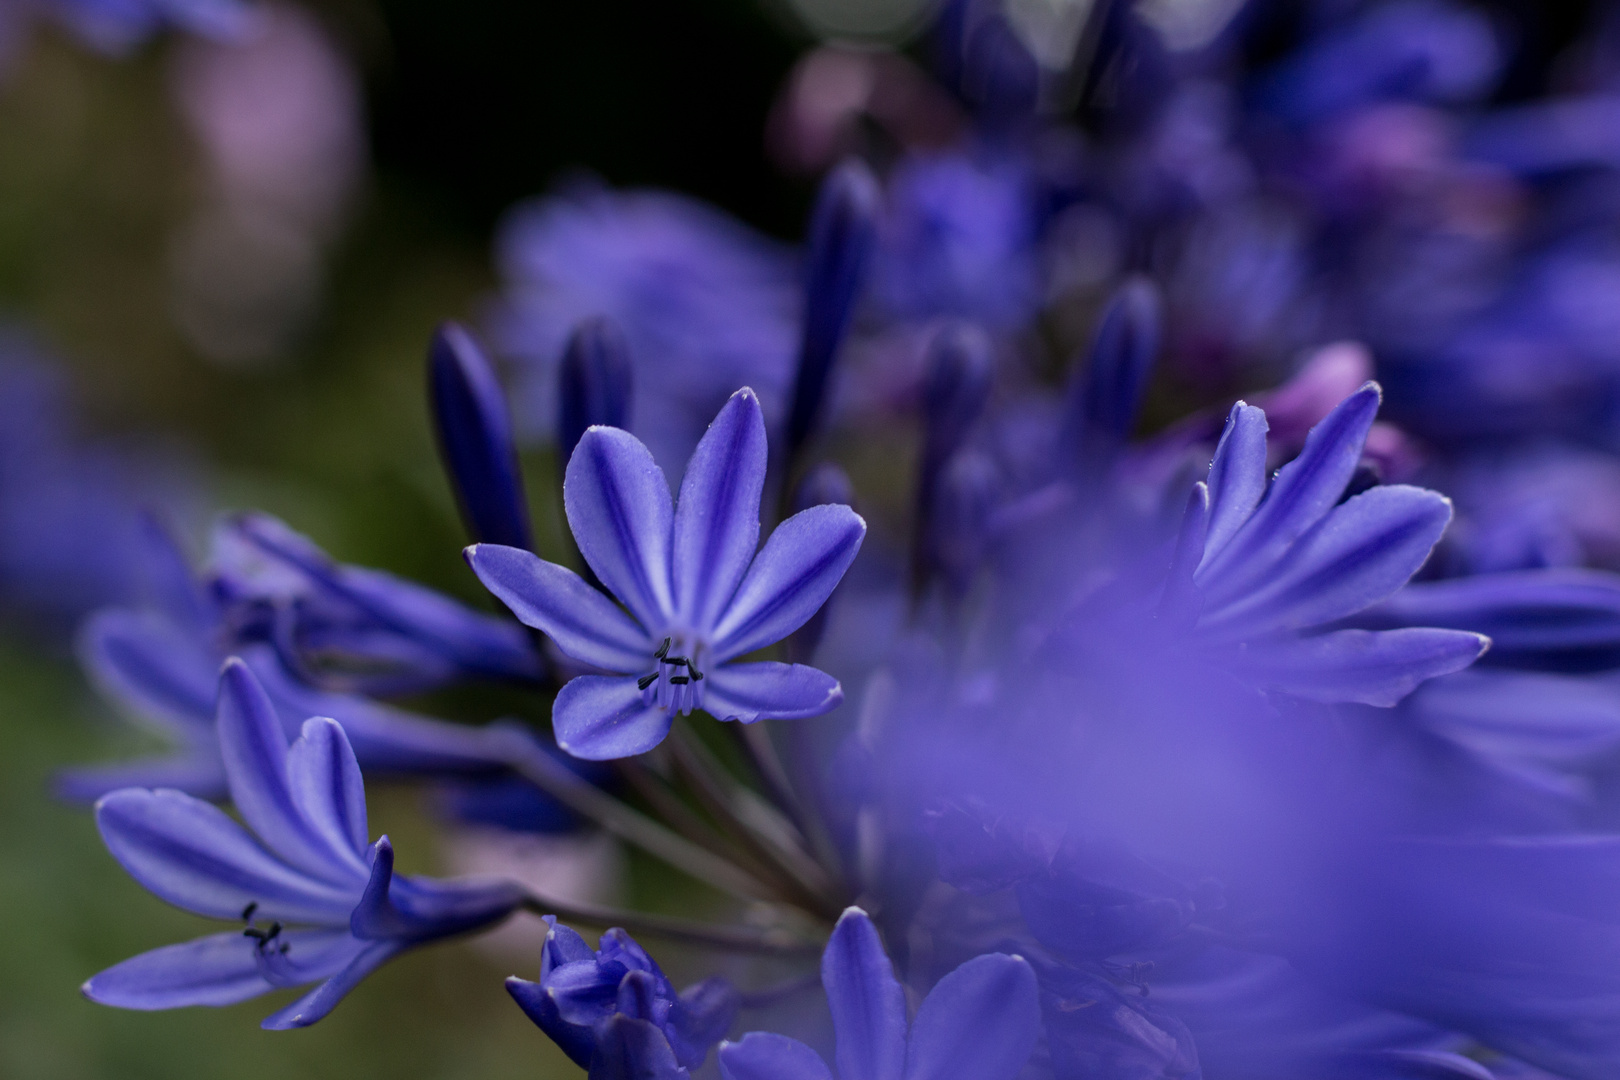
[783,719,854,886]
[612,757,801,894]
[516,893,822,956]
[497,735,782,904]
[667,724,842,917]
[733,722,849,895]
[732,722,803,824]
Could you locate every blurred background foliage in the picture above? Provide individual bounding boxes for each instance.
[0,0,813,1075]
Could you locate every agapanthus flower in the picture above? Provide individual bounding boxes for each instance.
[507,917,738,1074]
[60,517,548,801]
[82,660,524,1028]
[1169,382,1488,705]
[719,907,1039,1080]
[213,511,541,695]
[470,388,863,759]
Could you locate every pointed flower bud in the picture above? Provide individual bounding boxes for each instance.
[786,159,881,458]
[429,322,533,551]
[921,321,994,474]
[1058,276,1162,475]
[558,315,634,470]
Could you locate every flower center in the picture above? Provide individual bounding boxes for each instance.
[637,635,707,716]
[241,901,289,957]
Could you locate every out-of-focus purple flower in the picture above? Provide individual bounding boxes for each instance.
[82,660,524,1029]
[492,184,799,471]
[507,918,738,1073]
[871,148,1041,332]
[0,341,200,631]
[468,389,864,759]
[719,907,1039,1080]
[1254,0,1502,125]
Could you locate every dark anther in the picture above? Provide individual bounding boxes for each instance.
[691,667,704,681]
[262,921,283,946]
[655,637,671,660]
[244,927,267,941]
[278,942,290,955]
[669,675,690,685]
[665,656,688,667]
[638,672,660,691]
[241,901,258,922]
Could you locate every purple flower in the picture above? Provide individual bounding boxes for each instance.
[718,907,1039,1080]
[507,918,738,1074]
[1172,382,1489,705]
[213,511,541,695]
[60,518,547,802]
[871,148,1042,331]
[81,660,523,1029]
[491,184,798,472]
[468,388,865,759]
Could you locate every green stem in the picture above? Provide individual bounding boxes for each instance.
[496,733,781,904]
[667,724,841,918]
[516,893,821,956]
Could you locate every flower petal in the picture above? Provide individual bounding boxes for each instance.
[702,662,842,723]
[216,659,364,885]
[1202,485,1453,636]
[82,931,272,1010]
[95,788,358,923]
[258,938,402,1029]
[1407,669,1620,766]
[1232,628,1489,706]
[721,1034,835,1080]
[823,907,907,1080]
[673,389,768,634]
[711,504,865,663]
[1200,402,1269,566]
[507,975,596,1069]
[56,752,227,804]
[287,718,370,864]
[230,513,542,684]
[905,954,1040,1080]
[467,543,649,671]
[553,674,674,760]
[588,1015,691,1080]
[77,608,217,739]
[1357,568,1620,665]
[245,646,521,776]
[565,425,676,630]
[1202,384,1380,588]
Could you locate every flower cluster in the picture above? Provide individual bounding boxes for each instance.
[28,2,1620,1079]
